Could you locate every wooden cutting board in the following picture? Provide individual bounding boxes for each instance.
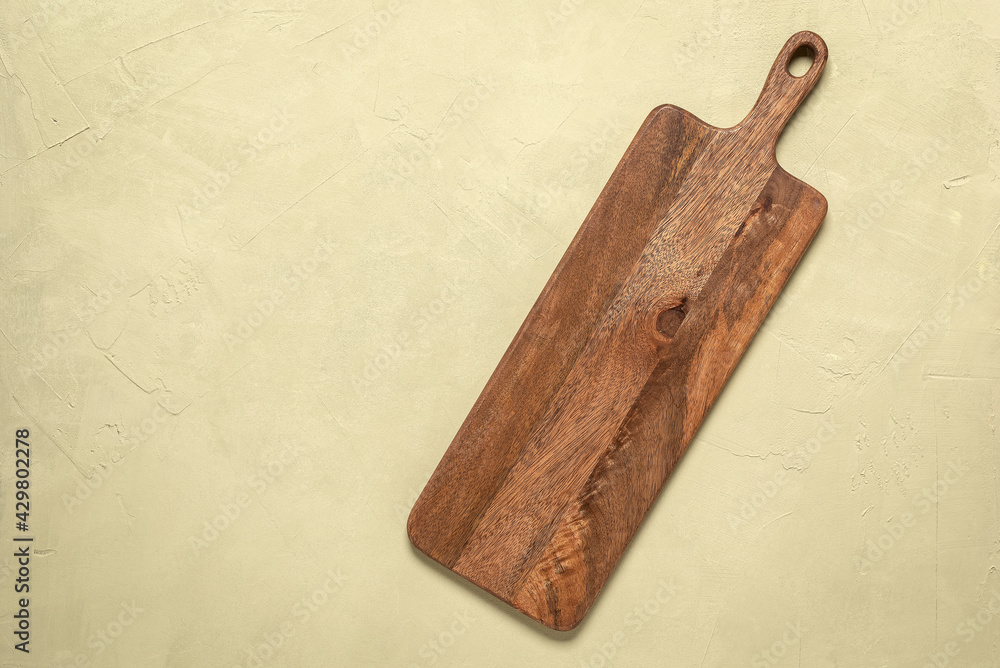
[408,31,829,631]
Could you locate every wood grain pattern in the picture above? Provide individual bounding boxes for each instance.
[408,31,829,631]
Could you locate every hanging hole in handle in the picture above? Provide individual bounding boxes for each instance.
[787,44,815,78]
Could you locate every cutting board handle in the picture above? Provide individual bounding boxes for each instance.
[738,31,828,152]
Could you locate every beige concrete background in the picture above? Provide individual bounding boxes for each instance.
[1,0,999,666]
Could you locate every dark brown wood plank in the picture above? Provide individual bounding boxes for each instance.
[512,169,825,629]
[408,108,712,566]
[409,31,830,631]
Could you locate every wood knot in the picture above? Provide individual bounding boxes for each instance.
[653,298,688,342]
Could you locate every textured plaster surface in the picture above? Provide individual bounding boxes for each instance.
[1,0,999,666]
